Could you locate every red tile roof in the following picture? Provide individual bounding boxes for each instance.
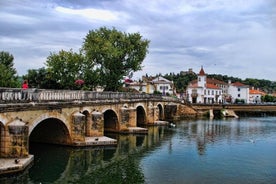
[231,82,246,87]
[207,78,227,85]
[249,89,266,95]
[206,83,220,89]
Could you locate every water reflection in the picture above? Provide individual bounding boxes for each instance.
[1,117,276,184]
[28,126,170,184]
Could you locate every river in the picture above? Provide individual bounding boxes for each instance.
[1,116,276,184]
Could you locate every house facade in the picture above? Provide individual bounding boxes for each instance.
[151,76,174,95]
[127,76,175,95]
[249,87,266,104]
[228,81,249,103]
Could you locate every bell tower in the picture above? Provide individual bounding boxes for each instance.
[198,66,206,88]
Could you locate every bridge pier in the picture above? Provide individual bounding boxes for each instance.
[90,111,104,137]
[72,112,86,142]
[125,107,136,127]
[1,119,29,158]
[147,104,159,124]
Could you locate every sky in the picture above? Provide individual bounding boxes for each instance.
[1,0,276,81]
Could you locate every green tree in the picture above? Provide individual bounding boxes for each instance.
[0,51,19,87]
[45,49,85,89]
[262,94,276,102]
[82,27,150,91]
[24,67,56,89]
[163,72,197,93]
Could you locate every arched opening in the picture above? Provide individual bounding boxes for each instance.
[137,106,146,126]
[29,118,71,145]
[157,104,164,120]
[104,110,118,133]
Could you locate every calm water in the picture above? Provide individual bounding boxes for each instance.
[1,117,276,184]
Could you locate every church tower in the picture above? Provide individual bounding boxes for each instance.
[198,66,206,88]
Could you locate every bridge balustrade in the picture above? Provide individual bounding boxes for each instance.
[0,87,179,103]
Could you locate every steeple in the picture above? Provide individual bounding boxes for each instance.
[198,66,205,76]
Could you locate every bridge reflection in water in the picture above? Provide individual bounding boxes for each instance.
[1,117,276,184]
[0,124,170,183]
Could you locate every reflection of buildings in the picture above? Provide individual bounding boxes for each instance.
[183,119,264,155]
[185,121,231,155]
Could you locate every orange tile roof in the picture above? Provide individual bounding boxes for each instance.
[207,78,227,85]
[249,89,266,95]
[231,82,246,87]
[206,83,220,89]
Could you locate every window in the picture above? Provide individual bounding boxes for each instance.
[238,88,240,91]
[238,94,240,97]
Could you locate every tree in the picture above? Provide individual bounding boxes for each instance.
[45,49,85,89]
[82,27,150,91]
[0,51,19,87]
[24,67,56,89]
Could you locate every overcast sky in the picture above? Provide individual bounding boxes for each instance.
[1,0,276,81]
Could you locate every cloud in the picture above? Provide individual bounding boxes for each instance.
[0,0,275,81]
[55,6,125,22]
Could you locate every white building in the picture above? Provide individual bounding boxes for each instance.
[227,81,249,103]
[186,67,223,104]
[128,76,175,95]
[249,87,266,104]
[151,76,174,95]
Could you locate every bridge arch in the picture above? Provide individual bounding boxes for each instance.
[29,113,69,136]
[29,117,72,145]
[136,105,146,126]
[157,103,164,120]
[103,109,119,133]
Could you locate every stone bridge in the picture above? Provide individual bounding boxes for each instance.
[0,88,180,160]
